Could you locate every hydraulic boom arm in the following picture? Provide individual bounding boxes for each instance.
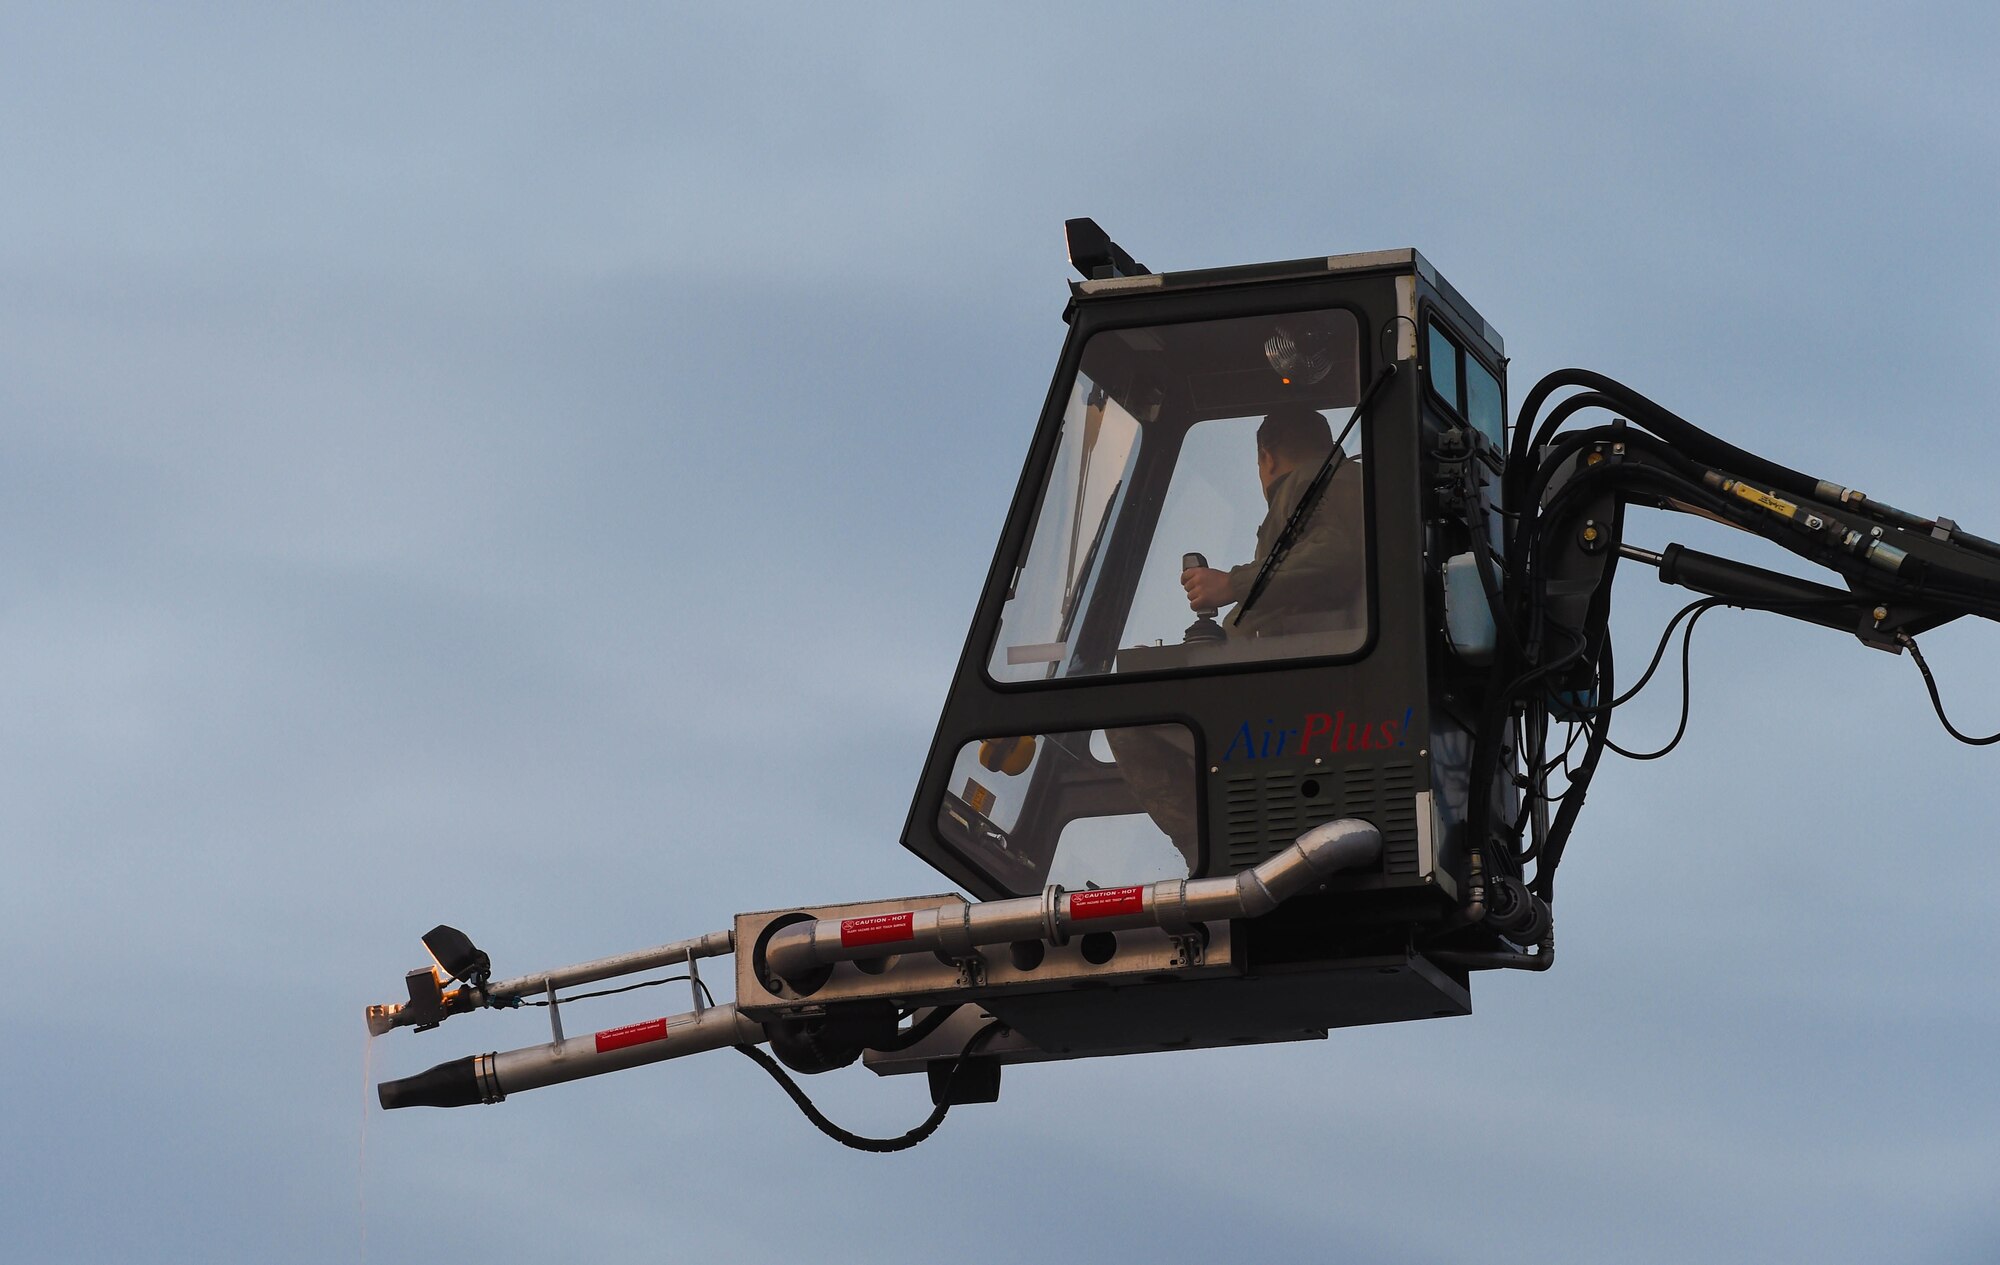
[1464,369,2000,907]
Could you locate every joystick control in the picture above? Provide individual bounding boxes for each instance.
[1181,551,1226,645]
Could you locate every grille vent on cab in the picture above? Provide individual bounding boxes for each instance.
[1220,761,1420,874]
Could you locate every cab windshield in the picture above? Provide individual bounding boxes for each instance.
[989,308,1368,683]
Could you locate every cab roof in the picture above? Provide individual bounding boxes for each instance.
[1071,246,1502,356]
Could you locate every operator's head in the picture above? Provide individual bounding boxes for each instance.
[1255,406,1334,491]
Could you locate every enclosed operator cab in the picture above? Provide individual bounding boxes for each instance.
[901,238,1515,1040]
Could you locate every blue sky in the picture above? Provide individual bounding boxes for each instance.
[4,5,1997,1262]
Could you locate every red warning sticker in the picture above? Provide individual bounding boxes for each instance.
[594,1017,669,1053]
[840,911,915,948]
[1068,885,1145,920]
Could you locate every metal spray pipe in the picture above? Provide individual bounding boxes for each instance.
[762,819,1383,986]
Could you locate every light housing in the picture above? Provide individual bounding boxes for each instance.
[423,924,491,988]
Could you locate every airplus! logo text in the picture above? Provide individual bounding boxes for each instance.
[1220,707,1414,762]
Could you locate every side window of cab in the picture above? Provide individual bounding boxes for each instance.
[1424,316,1504,454]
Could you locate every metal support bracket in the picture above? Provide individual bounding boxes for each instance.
[687,953,707,1014]
[1167,932,1206,969]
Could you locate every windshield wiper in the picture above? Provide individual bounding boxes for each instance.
[1058,477,1124,643]
[1233,365,1397,626]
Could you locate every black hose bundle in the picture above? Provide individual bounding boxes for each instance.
[1481,370,1834,900]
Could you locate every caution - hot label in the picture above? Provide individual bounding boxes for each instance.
[840,911,915,948]
[595,1017,669,1053]
[1068,885,1146,920]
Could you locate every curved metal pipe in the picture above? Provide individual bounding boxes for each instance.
[763,819,1383,986]
[1426,924,1556,973]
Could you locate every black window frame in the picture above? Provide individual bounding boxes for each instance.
[1421,307,1507,459]
[978,300,1380,692]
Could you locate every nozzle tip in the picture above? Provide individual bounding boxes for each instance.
[378,1055,497,1110]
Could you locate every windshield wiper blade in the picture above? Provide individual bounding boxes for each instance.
[1057,477,1124,640]
[1232,365,1397,627]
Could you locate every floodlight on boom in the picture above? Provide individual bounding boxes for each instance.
[421,924,490,989]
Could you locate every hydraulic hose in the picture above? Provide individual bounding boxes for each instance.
[1512,369,1822,507]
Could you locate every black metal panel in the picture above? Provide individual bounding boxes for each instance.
[985,953,1470,1055]
[1221,759,1420,873]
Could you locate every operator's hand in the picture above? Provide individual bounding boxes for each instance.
[1181,566,1234,611]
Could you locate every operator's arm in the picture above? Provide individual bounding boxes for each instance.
[1225,463,1365,622]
